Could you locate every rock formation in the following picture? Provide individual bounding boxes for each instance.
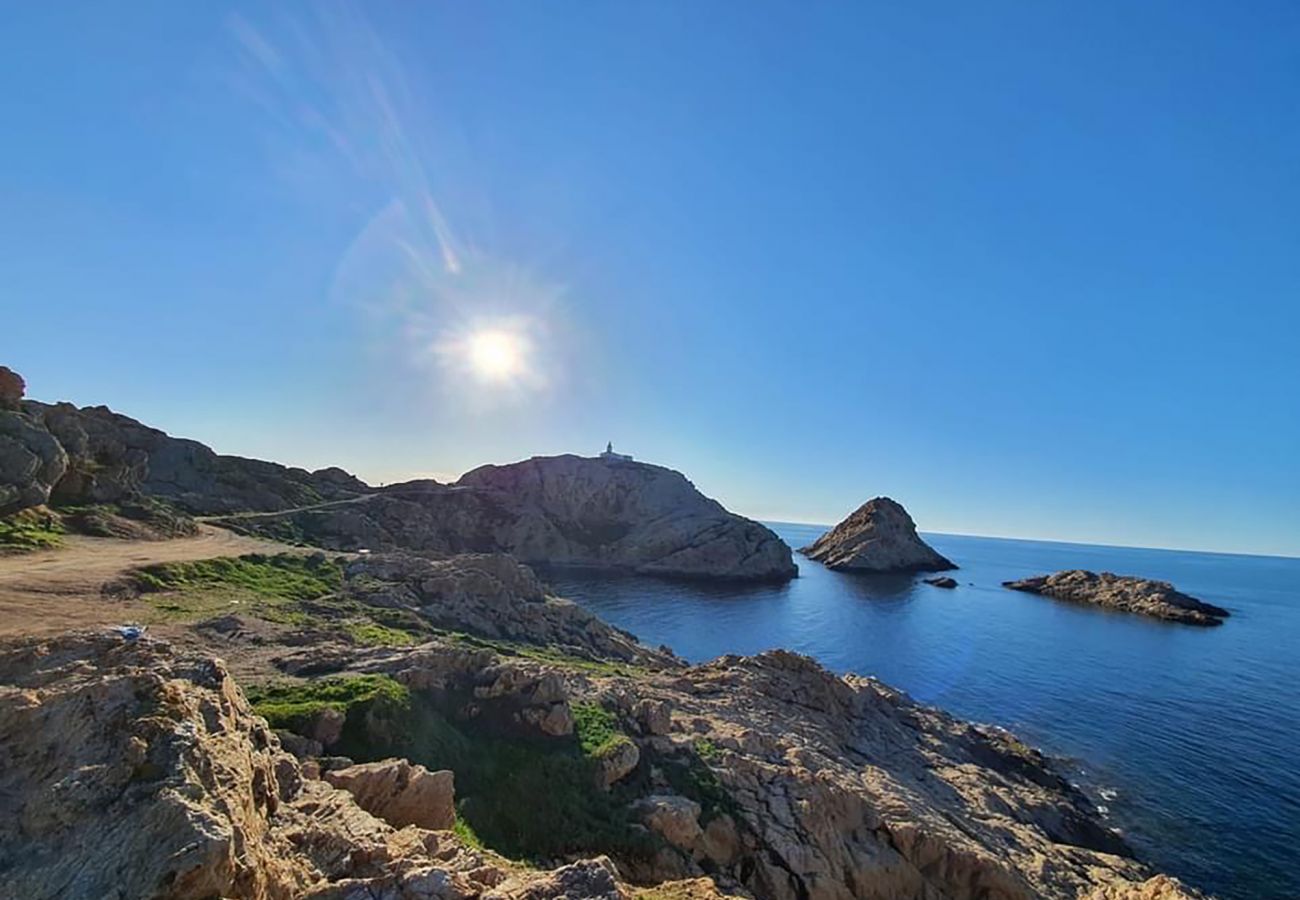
[801,497,955,573]
[324,759,456,831]
[1002,570,1230,626]
[0,405,67,515]
[0,630,709,900]
[0,365,25,410]
[924,575,958,589]
[218,455,797,582]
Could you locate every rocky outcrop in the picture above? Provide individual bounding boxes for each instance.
[801,497,955,573]
[324,759,456,831]
[0,365,25,410]
[345,552,674,666]
[0,408,67,515]
[22,400,371,514]
[0,631,677,900]
[1003,571,1230,626]
[924,576,958,589]
[221,455,797,582]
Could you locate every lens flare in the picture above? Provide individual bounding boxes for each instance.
[467,329,525,380]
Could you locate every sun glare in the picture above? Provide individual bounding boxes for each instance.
[467,329,525,380]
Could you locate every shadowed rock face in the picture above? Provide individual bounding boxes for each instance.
[801,497,955,573]
[1003,570,1230,626]
[18,401,371,515]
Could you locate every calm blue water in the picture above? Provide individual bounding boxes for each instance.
[543,525,1300,900]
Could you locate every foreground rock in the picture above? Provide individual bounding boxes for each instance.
[1003,570,1230,626]
[324,759,456,831]
[0,631,688,900]
[801,497,955,573]
[220,455,797,582]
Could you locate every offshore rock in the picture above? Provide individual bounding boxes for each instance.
[801,497,955,573]
[1003,570,1230,626]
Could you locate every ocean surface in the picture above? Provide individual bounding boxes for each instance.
[542,524,1300,900]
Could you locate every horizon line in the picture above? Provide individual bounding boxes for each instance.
[761,519,1300,563]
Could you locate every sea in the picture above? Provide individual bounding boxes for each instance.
[542,523,1300,900]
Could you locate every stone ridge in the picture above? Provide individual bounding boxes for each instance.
[1003,570,1231,626]
[801,496,956,573]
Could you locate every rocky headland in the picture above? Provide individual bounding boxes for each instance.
[801,497,956,573]
[214,455,795,583]
[1002,571,1230,626]
[0,370,791,581]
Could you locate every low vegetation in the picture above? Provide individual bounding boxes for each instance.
[447,631,645,677]
[126,553,429,646]
[0,507,63,551]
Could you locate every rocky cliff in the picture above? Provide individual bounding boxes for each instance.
[801,497,955,573]
[1003,571,1231,626]
[217,456,796,582]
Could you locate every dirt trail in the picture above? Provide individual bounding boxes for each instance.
[0,526,296,637]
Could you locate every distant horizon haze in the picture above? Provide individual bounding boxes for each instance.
[3,1,1297,558]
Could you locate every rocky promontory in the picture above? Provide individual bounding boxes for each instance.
[801,497,955,573]
[1003,570,1230,626]
[218,455,797,582]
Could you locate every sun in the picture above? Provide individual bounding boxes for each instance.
[466,329,525,380]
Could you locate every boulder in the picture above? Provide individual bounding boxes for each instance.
[595,739,641,789]
[1003,571,1230,626]
[924,576,958,589]
[801,496,955,573]
[324,758,456,831]
[633,795,704,850]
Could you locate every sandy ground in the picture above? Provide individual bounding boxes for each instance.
[0,526,296,637]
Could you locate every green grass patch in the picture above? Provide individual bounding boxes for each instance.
[247,674,409,735]
[130,553,343,625]
[573,701,630,758]
[446,631,645,678]
[133,553,343,599]
[660,752,739,825]
[0,508,63,551]
[344,620,419,647]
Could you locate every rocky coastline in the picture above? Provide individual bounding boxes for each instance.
[0,369,1214,899]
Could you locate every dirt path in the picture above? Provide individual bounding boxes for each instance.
[0,526,297,637]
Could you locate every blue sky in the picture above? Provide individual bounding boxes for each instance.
[2,2,1298,556]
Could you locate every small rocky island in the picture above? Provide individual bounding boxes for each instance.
[1003,570,1231,626]
[801,496,956,573]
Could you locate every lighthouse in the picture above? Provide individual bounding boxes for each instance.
[600,441,633,462]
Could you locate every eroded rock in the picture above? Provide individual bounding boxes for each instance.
[324,759,456,831]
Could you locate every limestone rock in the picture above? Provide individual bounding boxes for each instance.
[1003,570,1230,626]
[324,759,456,831]
[924,576,958,589]
[801,497,955,573]
[1084,875,1210,899]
